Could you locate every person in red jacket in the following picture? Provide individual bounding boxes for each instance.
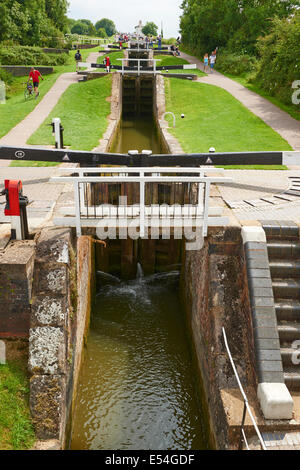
[105,56,111,73]
[28,67,44,98]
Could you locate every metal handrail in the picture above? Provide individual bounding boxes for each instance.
[222,328,267,451]
[51,168,232,238]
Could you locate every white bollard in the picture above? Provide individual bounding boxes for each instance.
[52,117,62,149]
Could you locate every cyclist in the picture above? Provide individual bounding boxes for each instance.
[28,67,44,98]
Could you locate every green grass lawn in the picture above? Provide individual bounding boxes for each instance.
[10,161,60,167]
[164,77,291,168]
[97,50,124,66]
[27,75,112,151]
[0,361,35,450]
[154,54,189,67]
[0,46,101,141]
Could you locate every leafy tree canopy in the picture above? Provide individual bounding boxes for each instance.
[71,19,96,36]
[0,0,68,46]
[180,0,300,55]
[97,28,107,38]
[142,21,158,36]
[95,18,116,37]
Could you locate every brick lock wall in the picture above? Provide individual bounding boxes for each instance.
[181,226,256,449]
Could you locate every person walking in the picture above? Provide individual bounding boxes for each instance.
[28,67,44,98]
[157,35,162,50]
[203,53,209,73]
[75,49,82,73]
[105,56,111,73]
[209,51,216,73]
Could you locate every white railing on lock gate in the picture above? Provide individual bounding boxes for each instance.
[51,167,232,238]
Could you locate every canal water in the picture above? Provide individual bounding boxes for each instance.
[70,271,209,450]
[111,118,162,154]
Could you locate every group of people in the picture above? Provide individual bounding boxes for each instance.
[74,49,111,74]
[203,49,217,73]
[73,39,218,77]
[170,44,180,56]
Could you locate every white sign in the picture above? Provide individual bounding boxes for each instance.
[0,80,5,104]
[0,341,6,365]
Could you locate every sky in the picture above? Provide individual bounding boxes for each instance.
[68,0,183,38]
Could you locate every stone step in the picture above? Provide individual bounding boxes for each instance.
[278,322,300,343]
[270,261,300,278]
[276,300,300,322]
[267,241,300,260]
[284,370,300,391]
[281,347,300,366]
[272,279,300,299]
[261,221,299,240]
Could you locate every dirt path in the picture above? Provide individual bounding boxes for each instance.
[181,52,300,150]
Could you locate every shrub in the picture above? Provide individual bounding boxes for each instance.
[0,68,13,84]
[0,45,68,66]
[163,38,178,45]
[215,51,258,76]
[254,13,300,106]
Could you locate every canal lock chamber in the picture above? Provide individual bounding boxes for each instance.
[69,55,217,450]
[70,238,214,450]
[110,72,165,155]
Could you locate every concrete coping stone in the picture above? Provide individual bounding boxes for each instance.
[242,226,266,244]
[257,383,293,420]
[243,225,291,419]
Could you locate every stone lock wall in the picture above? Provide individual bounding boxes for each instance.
[67,236,95,447]
[28,228,74,443]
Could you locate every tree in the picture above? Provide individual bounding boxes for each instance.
[71,21,90,36]
[142,22,158,36]
[255,11,300,104]
[97,28,107,38]
[179,0,300,56]
[0,0,68,46]
[95,18,116,37]
[79,19,97,36]
[45,0,68,32]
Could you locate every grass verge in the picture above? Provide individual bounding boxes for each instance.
[27,75,112,151]
[164,77,291,168]
[0,360,35,450]
[0,46,101,141]
[219,72,300,123]
[10,161,60,167]
[97,50,124,66]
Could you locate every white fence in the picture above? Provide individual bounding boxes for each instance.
[51,167,232,238]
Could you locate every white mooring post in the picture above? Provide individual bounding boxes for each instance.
[52,117,62,149]
[140,170,145,238]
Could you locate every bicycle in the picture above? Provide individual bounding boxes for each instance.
[24,81,34,100]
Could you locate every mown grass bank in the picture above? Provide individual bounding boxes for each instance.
[0,359,35,450]
[27,75,112,151]
[220,72,300,123]
[164,77,291,168]
[97,50,124,66]
[181,47,300,124]
[0,46,101,141]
